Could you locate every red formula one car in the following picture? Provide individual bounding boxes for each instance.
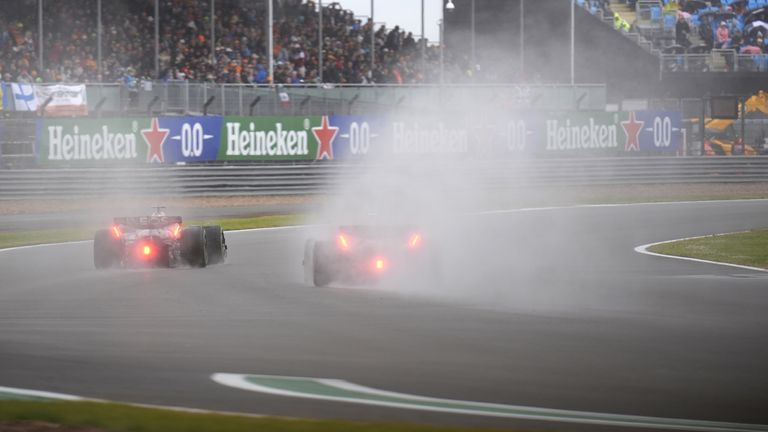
[303,225,439,287]
[93,208,226,269]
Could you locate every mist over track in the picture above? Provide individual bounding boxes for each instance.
[0,200,767,431]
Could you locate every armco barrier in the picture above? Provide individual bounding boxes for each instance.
[2,157,768,198]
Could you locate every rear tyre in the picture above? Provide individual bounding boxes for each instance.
[303,239,315,286]
[181,226,208,268]
[203,225,226,265]
[94,229,122,269]
[312,241,333,287]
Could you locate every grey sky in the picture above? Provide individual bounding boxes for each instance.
[329,0,444,42]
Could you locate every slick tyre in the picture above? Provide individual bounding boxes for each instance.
[181,226,208,268]
[93,229,122,269]
[203,225,226,265]
[312,241,333,287]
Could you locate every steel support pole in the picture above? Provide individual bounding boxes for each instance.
[421,0,425,81]
[319,0,324,83]
[470,0,475,80]
[268,0,274,83]
[38,0,43,73]
[439,19,444,85]
[370,0,375,81]
[571,0,575,85]
[211,0,216,66]
[520,0,524,79]
[155,0,160,78]
[97,0,102,81]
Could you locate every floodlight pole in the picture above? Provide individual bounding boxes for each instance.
[371,0,375,81]
[268,0,274,83]
[440,0,445,86]
[38,0,43,73]
[571,0,575,85]
[97,0,102,81]
[154,0,160,78]
[520,0,524,79]
[421,0,425,81]
[211,0,216,66]
[470,0,475,81]
[319,0,324,83]
[439,18,444,85]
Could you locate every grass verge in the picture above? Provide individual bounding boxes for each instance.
[0,400,517,432]
[648,229,768,269]
[0,215,304,250]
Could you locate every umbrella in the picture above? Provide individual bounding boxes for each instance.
[746,7,768,25]
[681,0,707,13]
[746,20,768,37]
[700,11,737,22]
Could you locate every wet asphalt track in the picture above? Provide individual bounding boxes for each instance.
[1,200,767,431]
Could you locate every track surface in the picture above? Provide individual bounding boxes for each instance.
[1,201,767,431]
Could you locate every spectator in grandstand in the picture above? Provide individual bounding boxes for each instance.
[676,13,691,48]
[0,0,457,85]
[716,21,730,48]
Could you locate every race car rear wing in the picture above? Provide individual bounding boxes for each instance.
[114,216,183,229]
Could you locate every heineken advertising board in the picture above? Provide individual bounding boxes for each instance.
[36,111,683,164]
[537,111,682,154]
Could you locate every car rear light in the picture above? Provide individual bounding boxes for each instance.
[408,233,422,250]
[337,233,351,251]
[136,242,155,260]
[169,223,182,239]
[111,225,122,239]
[373,257,386,272]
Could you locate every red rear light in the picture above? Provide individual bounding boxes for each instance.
[408,233,422,249]
[136,242,155,260]
[111,225,122,239]
[373,258,386,272]
[337,233,351,251]
[169,223,182,239]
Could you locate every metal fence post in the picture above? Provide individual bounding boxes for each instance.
[221,84,226,115]
[185,80,190,113]
[239,86,244,116]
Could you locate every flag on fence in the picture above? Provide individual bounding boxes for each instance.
[11,83,37,111]
[34,84,87,116]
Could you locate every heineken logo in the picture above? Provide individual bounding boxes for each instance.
[225,121,310,157]
[393,122,468,154]
[46,123,139,161]
[545,118,618,151]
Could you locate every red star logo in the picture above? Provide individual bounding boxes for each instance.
[312,116,339,160]
[142,118,169,163]
[621,111,644,152]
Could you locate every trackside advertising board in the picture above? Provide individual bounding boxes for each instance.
[36,111,682,164]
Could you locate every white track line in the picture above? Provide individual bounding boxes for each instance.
[211,373,768,432]
[0,385,83,401]
[635,234,768,273]
[0,240,92,254]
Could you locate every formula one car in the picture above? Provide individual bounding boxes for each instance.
[93,208,226,269]
[303,225,439,287]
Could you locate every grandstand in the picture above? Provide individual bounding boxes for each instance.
[1,0,446,85]
[581,0,768,74]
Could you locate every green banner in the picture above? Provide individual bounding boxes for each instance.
[219,116,325,161]
[37,118,150,163]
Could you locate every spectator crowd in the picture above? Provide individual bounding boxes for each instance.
[1,0,467,85]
